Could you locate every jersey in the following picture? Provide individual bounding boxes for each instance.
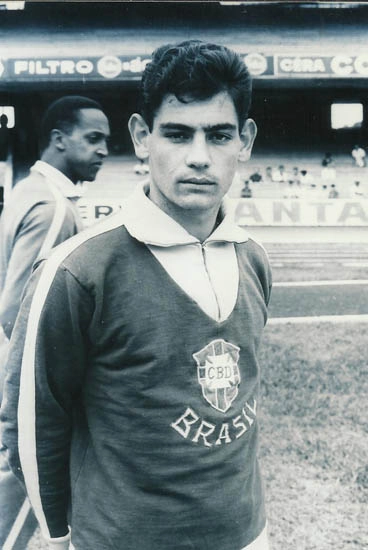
[1,211,271,550]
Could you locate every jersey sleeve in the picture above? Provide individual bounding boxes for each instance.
[250,239,273,308]
[0,257,93,542]
[0,201,79,339]
[264,258,272,307]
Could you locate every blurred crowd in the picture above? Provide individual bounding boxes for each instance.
[235,148,368,200]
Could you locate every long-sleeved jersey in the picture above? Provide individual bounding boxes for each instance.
[1,202,271,550]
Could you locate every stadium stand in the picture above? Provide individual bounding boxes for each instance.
[227,151,368,200]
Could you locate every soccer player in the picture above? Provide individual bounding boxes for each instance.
[0,95,109,549]
[1,41,271,550]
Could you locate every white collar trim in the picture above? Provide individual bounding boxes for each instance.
[122,181,249,247]
[32,161,83,199]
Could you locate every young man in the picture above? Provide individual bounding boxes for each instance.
[1,42,271,550]
[0,95,109,549]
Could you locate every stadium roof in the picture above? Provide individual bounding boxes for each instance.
[0,2,368,85]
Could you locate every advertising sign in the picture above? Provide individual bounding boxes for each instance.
[77,198,368,228]
[2,53,368,82]
[77,199,122,226]
[234,199,368,226]
[0,53,275,81]
[242,53,274,77]
[276,54,368,78]
[0,55,151,81]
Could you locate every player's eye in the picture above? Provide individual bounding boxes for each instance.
[87,134,101,144]
[164,132,191,143]
[209,133,232,144]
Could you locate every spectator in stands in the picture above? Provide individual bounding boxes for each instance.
[241,180,252,198]
[328,184,339,198]
[1,40,271,550]
[249,167,263,184]
[291,166,300,185]
[350,180,365,198]
[321,152,333,167]
[283,180,293,199]
[0,96,110,550]
[321,184,329,198]
[285,167,302,196]
[351,145,366,167]
[272,164,289,183]
[299,169,314,185]
[265,165,273,181]
[0,114,10,162]
[0,114,8,129]
[284,179,302,199]
[321,159,336,183]
[308,183,318,196]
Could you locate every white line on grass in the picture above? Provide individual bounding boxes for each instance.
[273,280,368,287]
[269,314,368,324]
[2,498,31,550]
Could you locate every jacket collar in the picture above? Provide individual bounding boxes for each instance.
[32,161,84,199]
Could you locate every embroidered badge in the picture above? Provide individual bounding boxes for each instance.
[193,339,241,413]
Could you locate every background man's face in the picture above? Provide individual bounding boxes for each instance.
[146,91,250,219]
[63,108,110,183]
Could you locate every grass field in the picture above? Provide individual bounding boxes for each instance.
[259,323,368,550]
[27,260,368,549]
[272,263,368,284]
[261,260,368,549]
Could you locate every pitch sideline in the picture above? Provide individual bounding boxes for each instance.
[273,280,368,287]
[269,314,368,324]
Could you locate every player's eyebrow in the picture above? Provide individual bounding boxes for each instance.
[204,123,238,132]
[85,130,111,138]
[159,123,194,132]
[159,123,237,132]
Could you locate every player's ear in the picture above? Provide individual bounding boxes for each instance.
[50,129,66,152]
[238,118,257,162]
[128,113,150,160]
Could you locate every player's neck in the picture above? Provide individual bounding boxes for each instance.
[180,212,220,242]
[161,202,221,242]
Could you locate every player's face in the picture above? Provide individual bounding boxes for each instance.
[130,91,256,222]
[63,108,110,183]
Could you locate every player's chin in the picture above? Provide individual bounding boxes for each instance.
[84,168,100,181]
[179,192,221,211]
[180,184,218,198]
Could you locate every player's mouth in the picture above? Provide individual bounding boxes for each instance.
[180,177,216,186]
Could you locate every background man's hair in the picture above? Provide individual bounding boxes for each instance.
[140,40,252,130]
[40,95,103,151]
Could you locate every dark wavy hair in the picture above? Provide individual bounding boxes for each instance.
[40,95,104,151]
[140,40,252,131]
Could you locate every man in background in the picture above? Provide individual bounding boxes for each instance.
[1,42,271,549]
[0,95,109,549]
